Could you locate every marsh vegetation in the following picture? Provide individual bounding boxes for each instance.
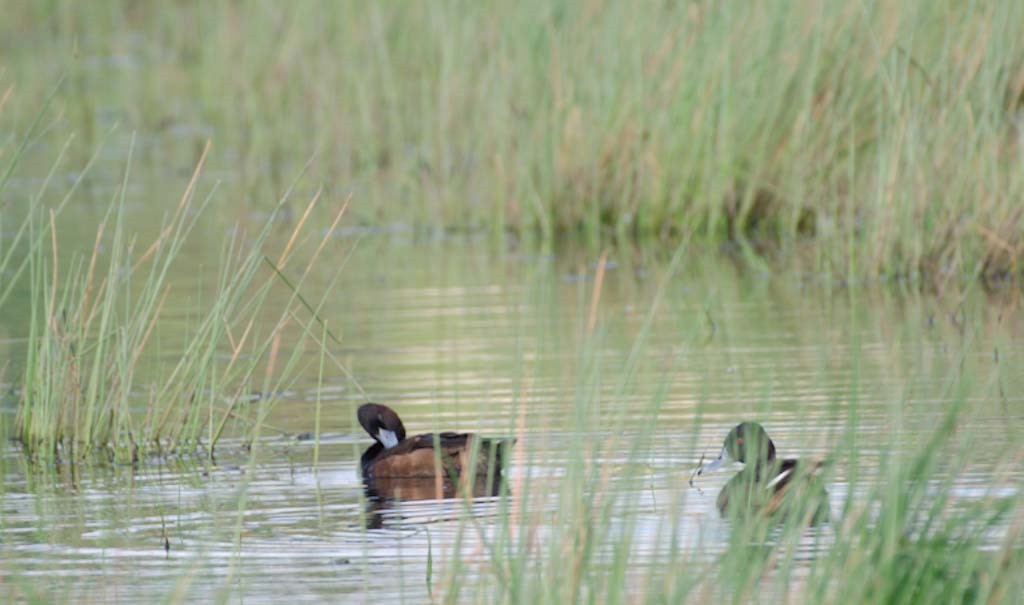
[4,0,1023,285]
[1,1,1022,603]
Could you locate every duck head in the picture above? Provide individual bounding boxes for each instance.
[698,422,776,475]
[357,403,407,448]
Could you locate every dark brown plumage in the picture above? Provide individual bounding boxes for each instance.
[356,403,512,500]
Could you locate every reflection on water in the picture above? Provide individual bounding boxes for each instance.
[1,239,1022,602]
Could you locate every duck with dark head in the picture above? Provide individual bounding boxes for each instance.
[357,403,513,502]
[698,422,830,524]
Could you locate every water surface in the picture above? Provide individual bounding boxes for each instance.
[2,237,1022,602]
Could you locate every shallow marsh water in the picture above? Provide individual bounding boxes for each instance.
[1,234,1022,602]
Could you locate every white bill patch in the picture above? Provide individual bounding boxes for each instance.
[378,429,400,448]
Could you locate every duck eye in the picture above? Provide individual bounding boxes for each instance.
[736,437,743,444]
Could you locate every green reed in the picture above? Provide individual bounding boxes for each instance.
[425,260,1022,604]
[4,0,1023,287]
[3,125,344,463]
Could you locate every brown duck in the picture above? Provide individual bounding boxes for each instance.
[357,403,512,499]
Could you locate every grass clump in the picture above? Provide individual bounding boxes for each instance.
[3,128,346,463]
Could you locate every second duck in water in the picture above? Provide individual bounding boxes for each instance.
[357,403,513,500]
[698,422,830,524]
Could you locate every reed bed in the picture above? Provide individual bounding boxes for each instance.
[3,0,1023,288]
[2,120,348,463]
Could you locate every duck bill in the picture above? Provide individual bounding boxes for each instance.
[377,429,400,449]
[698,447,730,475]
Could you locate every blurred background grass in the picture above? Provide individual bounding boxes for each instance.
[3,0,1022,289]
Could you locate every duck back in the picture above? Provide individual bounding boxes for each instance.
[361,432,510,480]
